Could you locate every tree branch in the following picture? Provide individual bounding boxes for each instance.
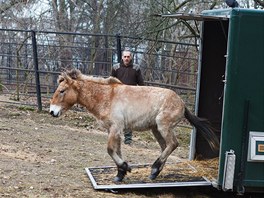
[1,0,32,14]
[254,0,264,7]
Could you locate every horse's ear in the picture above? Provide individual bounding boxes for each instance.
[67,69,81,80]
[63,72,73,82]
[58,72,72,84]
[58,75,65,84]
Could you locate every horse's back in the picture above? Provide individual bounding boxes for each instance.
[114,85,182,106]
[110,85,185,130]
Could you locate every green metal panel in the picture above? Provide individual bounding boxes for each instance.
[219,8,264,189]
[199,8,264,192]
[202,8,233,17]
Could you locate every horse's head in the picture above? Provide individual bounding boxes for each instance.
[50,72,79,117]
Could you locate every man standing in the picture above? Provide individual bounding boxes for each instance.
[111,50,144,144]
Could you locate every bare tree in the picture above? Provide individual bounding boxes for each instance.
[254,0,264,7]
[1,0,263,74]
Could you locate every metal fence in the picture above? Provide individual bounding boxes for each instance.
[0,28,198,111]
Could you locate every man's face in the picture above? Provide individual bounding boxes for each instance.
[122,51,132,66]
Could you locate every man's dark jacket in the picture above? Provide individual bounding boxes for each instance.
[111,60,144,86]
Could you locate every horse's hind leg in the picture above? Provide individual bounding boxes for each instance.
[151,126,166,151]
[107,126,131,182]
[150,126,179,180]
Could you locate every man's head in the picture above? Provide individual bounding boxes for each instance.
[122,50,133,66]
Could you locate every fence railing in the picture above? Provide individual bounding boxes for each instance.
[0,28,199,111]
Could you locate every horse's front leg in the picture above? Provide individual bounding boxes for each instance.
[107,126,131,182]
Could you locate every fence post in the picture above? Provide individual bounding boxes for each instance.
[116,33,122,62]
[31,30,42,111]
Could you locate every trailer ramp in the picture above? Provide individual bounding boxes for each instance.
[85,160,217,190]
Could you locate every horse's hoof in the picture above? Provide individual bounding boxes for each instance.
[114,162,131,182]
[114,176,123,182]
[149,174,157,180]
[127,165,132,172]
[149,167,160,180]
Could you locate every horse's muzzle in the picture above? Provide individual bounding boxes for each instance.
[50,110,58,117]
[49,104,62,117]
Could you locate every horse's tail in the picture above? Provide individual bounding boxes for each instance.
[184,107,220,152]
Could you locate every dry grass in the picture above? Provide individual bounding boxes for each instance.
[89,158,219,186]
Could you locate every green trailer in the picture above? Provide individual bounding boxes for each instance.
[189,8,264,193]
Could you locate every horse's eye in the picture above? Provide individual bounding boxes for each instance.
[60,89,65,94]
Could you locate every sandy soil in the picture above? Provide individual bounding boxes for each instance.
[0,98,240,198]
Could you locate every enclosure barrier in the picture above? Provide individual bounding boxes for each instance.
[0,28,198,111]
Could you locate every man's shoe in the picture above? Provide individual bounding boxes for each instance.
[124,129,132,144]
[124,138,132,144]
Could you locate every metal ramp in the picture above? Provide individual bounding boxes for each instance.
[85,161,215,190]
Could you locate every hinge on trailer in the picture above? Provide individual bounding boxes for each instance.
[222,149,236,191]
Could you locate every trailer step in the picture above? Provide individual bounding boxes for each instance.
[85,162,213,190]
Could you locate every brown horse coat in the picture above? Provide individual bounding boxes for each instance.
[50,69,219,181]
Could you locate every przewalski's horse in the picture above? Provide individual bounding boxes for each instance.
[50,69,219,182]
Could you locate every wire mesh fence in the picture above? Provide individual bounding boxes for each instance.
[0,28,198,111]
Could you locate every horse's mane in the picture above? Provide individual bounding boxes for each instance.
[64,69,122,85]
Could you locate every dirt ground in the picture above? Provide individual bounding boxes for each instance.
[0,97,246,198]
